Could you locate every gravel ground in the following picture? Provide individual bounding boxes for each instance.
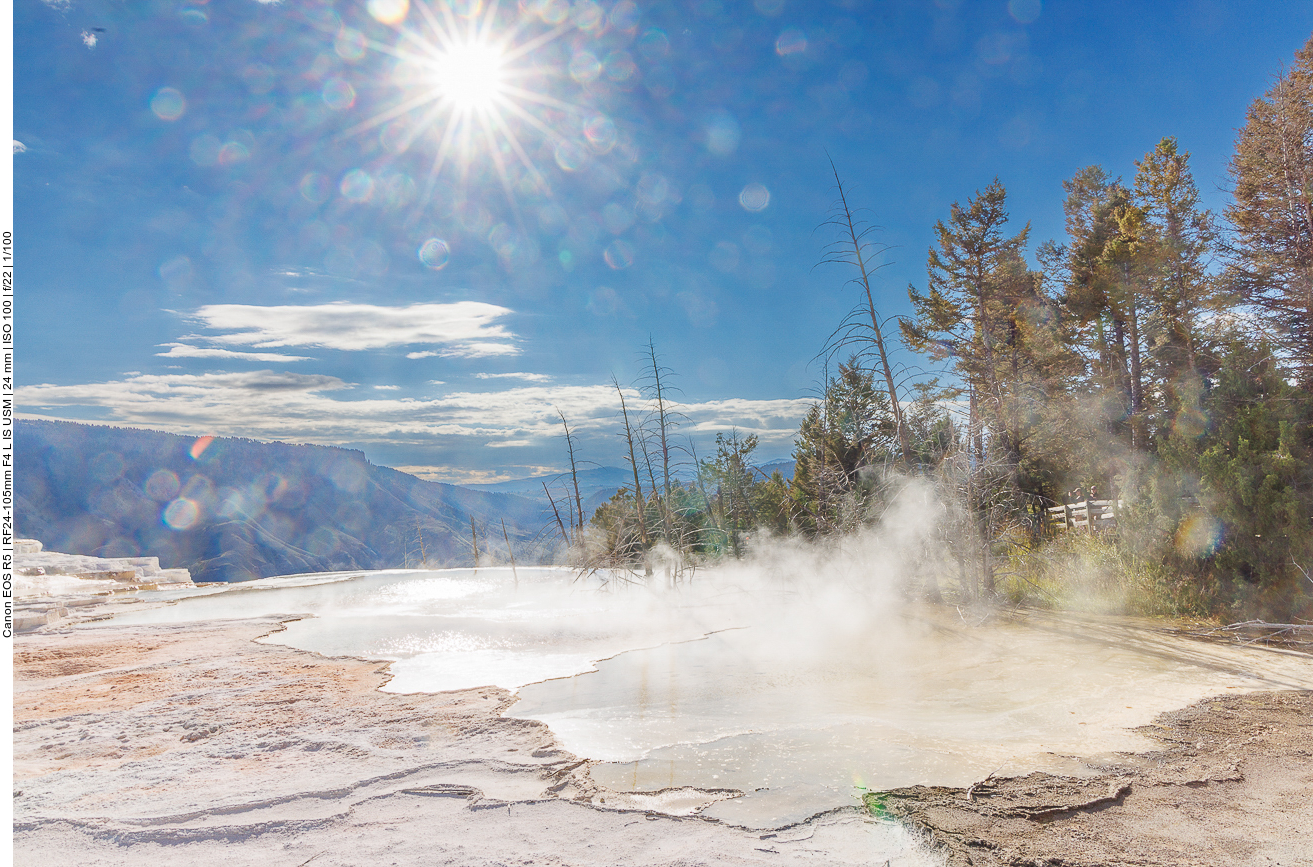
[871,689,1313,866]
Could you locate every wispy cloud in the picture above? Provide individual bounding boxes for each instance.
[187,301,519,358]
[13,141,26,154]
[474,372,553,382]
[155,343,312,363]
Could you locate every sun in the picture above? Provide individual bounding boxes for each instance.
[429,40,506,112]
[342,0,588,211]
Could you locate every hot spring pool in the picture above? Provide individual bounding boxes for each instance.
[108,565,1313,828]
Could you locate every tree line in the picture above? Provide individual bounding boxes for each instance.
[570,37,1313,620]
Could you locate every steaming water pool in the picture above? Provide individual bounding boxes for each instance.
[110,566,1313,830]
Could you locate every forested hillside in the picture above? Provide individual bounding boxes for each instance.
[16,420,553,582]
[581,36,1313,622]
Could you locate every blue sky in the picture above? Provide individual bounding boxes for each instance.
[14,0,1311,483]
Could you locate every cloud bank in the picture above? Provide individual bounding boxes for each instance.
[187,301,519,358]
[19,374,814,458]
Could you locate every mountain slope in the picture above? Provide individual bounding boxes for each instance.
[16,420,557,582]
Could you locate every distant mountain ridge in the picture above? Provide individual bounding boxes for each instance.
[16,420,557,582]
[466,458,798,512]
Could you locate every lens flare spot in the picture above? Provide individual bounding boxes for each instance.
[739,182,771,212]
[637,29,670,59]
[322,78,357,111]
[418,238,451,269]
[1175,513,1223,557]
[609,1,641,32]
[450,0,486,17]
[158,255,194,289]
[242,62,276,94]
[604,239,635,270]
[335,28,368,61]
[530,0,571,24]
[190,436,216,460]
[572,1,605,31]
[190,134,222,166]
[217,141,251,165]
[163,498,200,531]
[150,87,186,121]
[583,116,617,153]
[300,172,332,204]
[1008,0,1042,24]
[605,51,638,83]
[145,469,181,502]
[380,172,417,208]
[340,169,375,202]
[554,140,588,171]
[569,51,602,84]
[367,0,410,25]
[710,241,740,273]
[775,28,807,56]
[603,202,635,234]
[704,111,741,155]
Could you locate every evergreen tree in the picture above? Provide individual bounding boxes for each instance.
[1132,137,1222,425]
[790,361,895,535]
[699,431,762,557]
[1192,342,1313,619]
[1226,34,1313,385]
[903,179,1030,463]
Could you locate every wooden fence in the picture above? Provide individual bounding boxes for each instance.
[1046,499,1121,533]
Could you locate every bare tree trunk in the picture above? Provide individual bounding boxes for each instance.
[500,518,518,588]
[1127,292,1145,450]
[828,162,913,465]
[646,340,674,499]
[557,409,586,534]
[645,340,676,544]
[614,377,649,548]
[470,516,479,572]
[543,481,569,547]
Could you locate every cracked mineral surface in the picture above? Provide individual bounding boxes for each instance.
[13,618,939,866]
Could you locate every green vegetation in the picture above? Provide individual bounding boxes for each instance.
[575,37,1313,622]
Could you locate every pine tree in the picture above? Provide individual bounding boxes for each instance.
[903,179,1030,465]
[1226,34,1313,385]
[1132,137,1221,423]
[790,361,895,535]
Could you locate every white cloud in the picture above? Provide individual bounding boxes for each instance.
[155,343,312,363]
[18,374,813,456]
[373,385,401,390]
[187,301,519,357]
[474,372,553,382]
[81,30,97,48]
[13,141,26,154]
[442,342,521,358]
[407,351,439,359]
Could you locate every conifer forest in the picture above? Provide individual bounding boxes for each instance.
[574,36,1313,624]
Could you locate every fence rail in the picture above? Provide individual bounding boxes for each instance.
[1046,499,1121,533]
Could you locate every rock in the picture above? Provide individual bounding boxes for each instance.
[15,539,43,554]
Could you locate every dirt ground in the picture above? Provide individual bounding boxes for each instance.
[870,690,1313,866]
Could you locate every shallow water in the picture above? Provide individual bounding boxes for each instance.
[109,566,1313,829]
